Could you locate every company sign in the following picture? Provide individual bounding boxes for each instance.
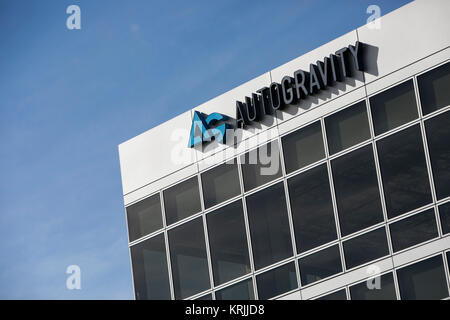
[189,41,364,148]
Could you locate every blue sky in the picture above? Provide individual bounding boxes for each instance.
[0,0,412,299]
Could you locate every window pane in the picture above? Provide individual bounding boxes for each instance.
[164,177,201,225]
[343,227,389,269]
[377,124,432,218]
[207,200,251,286]
[316,289,347,300]
[389,209,438,252]
[288,164,337,252]
[127,194,163,242]
[331,145,384,236]
[215,279,254,300]
[195,294,212,300]
[438,202,450,235]
[418,62,450,115]
[282,121,325,173]
[425,110,450,200]
[246,183,293,269]
[241,141,282,191]
[325,101,371,155]
[447,252,450,274]
[201,160,241,209]
[370,80,418,135]
[256,262,297,300]
[131,234,171,300]
[349,273,396,300]
[168,218,210,299]
[299,245,342,286]
[397,255,449,300]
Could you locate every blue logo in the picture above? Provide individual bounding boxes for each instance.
[188,111,232,148]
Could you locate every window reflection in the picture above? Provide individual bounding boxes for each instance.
[325,101,371,155]
[202,160,241,209]
[418,62,450,115]
[246,183,293,270]
[207,200,251,286]
[397,255,449,300]
[168,218,210,299]
[425,110,450,200]
[282,121,325,173]
[256,262,297,299]
[127,194,163,242]
[377,124,432,218]
[370,80,418,135]
[131,234,171,300]
[164,176,201,225]
[288,164,337,252]
[331,145,384,236]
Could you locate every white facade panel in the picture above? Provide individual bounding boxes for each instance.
[358,0,450,85]
[119,110,196,195]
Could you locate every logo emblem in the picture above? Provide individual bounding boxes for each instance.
[188,111,232,148]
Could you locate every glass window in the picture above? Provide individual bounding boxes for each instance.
[201,160,241,209]
[215,279,254,300]
[438,202,450,235]
[195,294,212,300]
[447,252,450,274]
[331,145,384,236]
[168,218,210,299]
[343,227,389,269]
[207,200,251,286]
[397,255,449,300]
[425,111,450,200]
[418,62,450,115]
[164,176,201,225]
[299,244,342,286]
[288,164,337,252]
[370,80,418,135]
[349,272,396,300]
[256,262,297,300]
[241,141,282,191]
[377,124,432,218]
[127,194,163,242]
[130,234,171,300]
[325,101,371,155]
[389,208,438,252]
[282,121,325,173]
[316,289,347,300]
[246,182,293,270]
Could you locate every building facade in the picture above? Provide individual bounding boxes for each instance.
[118,0,450,300]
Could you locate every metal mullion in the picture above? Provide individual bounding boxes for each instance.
[284,158,328,180]
[253,257,296,277]
[241,175,285,198]
[442,250,450,297]
[365,97,395,263]
[236,154,258,300]
[320,117,345,273]
[277,135,302,297]
[197,173,215,295]
[128,228,165,247]
[160,190,175,301]
[365,92,401,298]
[372,118,421,143]
[421,104,450,121]
[413,76,443,239]
[295,239,340,259]
[123,205,137,300]
[327,139,373,162]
